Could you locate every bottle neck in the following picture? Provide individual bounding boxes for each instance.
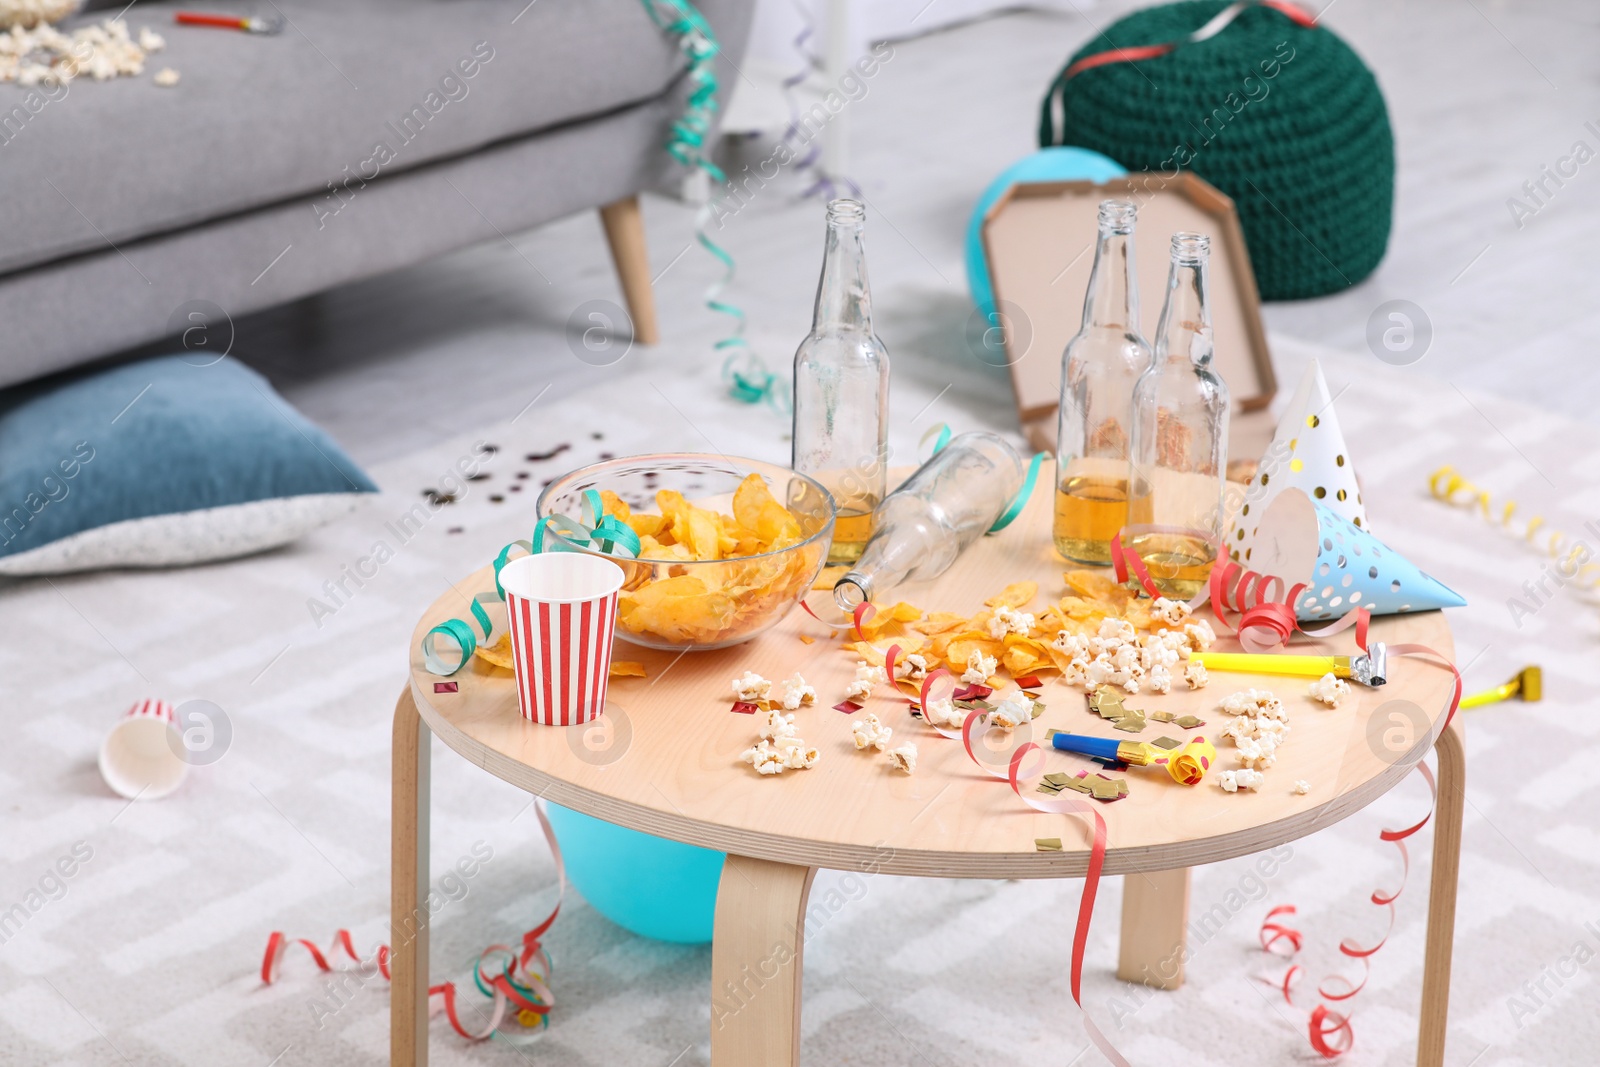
[812,215,872,332]
[1082,229,1138,333]
[1154,258,1212,368]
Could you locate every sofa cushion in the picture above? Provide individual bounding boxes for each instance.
[0,0,687,275]
[0,354,376,574]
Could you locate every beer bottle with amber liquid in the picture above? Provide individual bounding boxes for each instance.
[793,199,890,565]
[1126,232,1229,598]
[1052,200,1150,564]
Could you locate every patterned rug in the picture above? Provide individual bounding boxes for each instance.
[2,335,1594,1067]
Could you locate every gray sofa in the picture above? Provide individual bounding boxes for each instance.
[0,0,753,388]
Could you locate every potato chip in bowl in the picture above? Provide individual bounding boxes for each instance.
[536,455,836,651]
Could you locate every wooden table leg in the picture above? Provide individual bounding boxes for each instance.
[1418,717,1465,1067]
[709,856,816,1067]
[1118,867,1191,989]
[391,689,432,1067]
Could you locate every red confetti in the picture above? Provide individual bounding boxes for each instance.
[833,700,863,714]
[730,701,759,714]
[1014,675,1043,690]
[953,684,992,701]
[434,682,459,694]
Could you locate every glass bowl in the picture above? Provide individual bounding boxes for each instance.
[535,454,836,651]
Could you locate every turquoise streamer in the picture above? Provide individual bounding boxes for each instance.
[637,0,791,413]
[988,451,1047,534]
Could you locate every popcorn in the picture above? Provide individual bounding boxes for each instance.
[844,661,887,702]
[851,713,893,752]
[961,650,997,685]
[886,742,918,774]
[1220,688,1282,718]
[741,741,786,775]
[1120,674,1141,696]
[1217,768,1265,793]
[1152,597,1192,626]
[1097,617,1137,643]
[1293,780,1311,795]
[923,697,964,730]
[757,710,797,742]
[743,713,818,775]
[1086,654,1116,688]
[138,27,165,52]
[1184,620,1216,651]
[152,66,178,87]
[1308,672,1351,708]
[986,604,1036,639]
[1062,659,1089,688]
[732,671,772,702]
[900,653,928,681]
[774,673,818,711]
[988,692,1034,730]
[1052,632,1089,659]
[1110,644,1141,672]
[1148,664,1172,694]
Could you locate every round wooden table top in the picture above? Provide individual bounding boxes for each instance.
[408,485,1457,879]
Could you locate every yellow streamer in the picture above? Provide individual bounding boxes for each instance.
[1427,465,1600,598]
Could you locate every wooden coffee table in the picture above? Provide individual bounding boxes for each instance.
[390,484,1464,1067]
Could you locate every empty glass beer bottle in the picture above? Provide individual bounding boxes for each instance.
[834,432,1025,609]
[1052,200,1151,565]
[792,199,890,566]
[1126,232,1230,598]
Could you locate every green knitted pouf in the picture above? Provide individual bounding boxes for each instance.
[1039,1,1394,300]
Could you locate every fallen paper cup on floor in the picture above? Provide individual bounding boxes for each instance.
[99,699,187,800]
[500,553,625,726]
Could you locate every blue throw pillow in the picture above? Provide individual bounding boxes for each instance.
[0,355,376,575]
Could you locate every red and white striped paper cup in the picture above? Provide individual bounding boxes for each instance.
[98,699,188,800]
[499,553,626,726]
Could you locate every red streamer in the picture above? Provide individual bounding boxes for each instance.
[262,802,565,1042]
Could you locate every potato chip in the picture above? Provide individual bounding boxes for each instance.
[598,490,631,521]
[1065,569,1118,600]
[733,472,802,549]
[985,581,1038,609]
[912,611,968,636]
[474,633,514,670]
[609,661,647,678]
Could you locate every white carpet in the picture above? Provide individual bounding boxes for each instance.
[4,334,1598,1067]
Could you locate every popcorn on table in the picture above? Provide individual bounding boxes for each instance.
[988,691,1034,730]
[845,660,887,701]
[986,604,1035,640]
[1147,663,1172,694]
[886,742,918,774]
[923,696,964,730]
[1183,660,1209,689]
[152,66,178,87]
[742,710,819,775]
[1152,597,1192,626]
[900,652,928,681]
[851,712,893,752]
[961,650,997,685]
[774,673,817,711]
[1184,619,1216,651]
[1293,780,1311,795]
[1217,768,1265,793]
[1308,672,1350,708]
[732,670,772,703]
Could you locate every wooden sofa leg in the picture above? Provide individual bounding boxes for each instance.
[599,195,660,345]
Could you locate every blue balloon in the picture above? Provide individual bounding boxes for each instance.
[966,147,1126,317]
[543,803,724,944]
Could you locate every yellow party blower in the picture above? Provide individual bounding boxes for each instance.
[1460,666,1542,709]
[1189,643,1388,687]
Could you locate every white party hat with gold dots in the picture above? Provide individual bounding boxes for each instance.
[1226,360,1367,567]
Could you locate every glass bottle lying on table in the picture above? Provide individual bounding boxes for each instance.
[792,199,890,566]
[1126,232,1230,599]
[834,431,1026,610]
[1053,199,1151,566]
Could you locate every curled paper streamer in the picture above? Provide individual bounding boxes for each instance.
[1429,464,1600,603]
[263,802,565,1040]
[1256,643,1460,1058]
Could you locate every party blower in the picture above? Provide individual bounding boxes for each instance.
[1189,643,1388,687]
[1045,730,1216,785]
